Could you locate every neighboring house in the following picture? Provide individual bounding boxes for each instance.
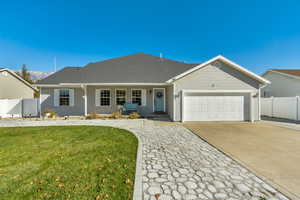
[36,53,269,122]
[0,68,37,99]
[261,69,300,97]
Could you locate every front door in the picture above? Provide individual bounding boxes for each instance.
[154,88,165,112]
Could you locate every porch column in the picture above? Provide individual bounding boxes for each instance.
[83,85,87,116]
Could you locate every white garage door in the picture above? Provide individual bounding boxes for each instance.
[183,95,244,121]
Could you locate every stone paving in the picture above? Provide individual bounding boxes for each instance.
[0,119,289,200]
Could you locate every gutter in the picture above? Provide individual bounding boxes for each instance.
[35,83,172,87]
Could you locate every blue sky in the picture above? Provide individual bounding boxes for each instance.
[0,0,300,74]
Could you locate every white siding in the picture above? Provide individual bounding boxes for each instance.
[262,71,300,97]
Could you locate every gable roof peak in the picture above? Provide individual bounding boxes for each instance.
[0,68,37,91]
[167,55,270,84]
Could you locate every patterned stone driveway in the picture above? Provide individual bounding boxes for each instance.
[0,119,289,200]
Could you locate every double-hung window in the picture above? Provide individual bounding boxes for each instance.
[100,89,110,106]
[59,89,70,106]
[116,89,126,105]
[131,89,142,105]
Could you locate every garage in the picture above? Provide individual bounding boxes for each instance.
[182,91,251,122]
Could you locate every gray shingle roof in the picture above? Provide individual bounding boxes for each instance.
[37,67,82,84]
[38,53,197,84]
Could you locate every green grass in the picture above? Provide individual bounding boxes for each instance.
[0,126,138,200]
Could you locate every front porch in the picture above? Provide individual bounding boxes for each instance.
[40,84,173,118]
[84,85,170,116]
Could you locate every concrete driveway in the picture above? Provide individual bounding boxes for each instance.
[184,122,300,199]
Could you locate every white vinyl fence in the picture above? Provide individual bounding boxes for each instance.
[261,97,300,121]
[0,98,39,118]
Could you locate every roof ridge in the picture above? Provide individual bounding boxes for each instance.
[36,53,197,85]
[83,52,195,69]
[83,53,145,68]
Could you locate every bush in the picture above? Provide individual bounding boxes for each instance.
[43,108,57,118]
[86,112,99,120]
[110,112,123,119]
[128,112,140,119]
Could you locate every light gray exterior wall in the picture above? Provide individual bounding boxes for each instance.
[41,87,85,116]
[173,61,260,121]
[40,86,169,116]
[262,71,300,97]
[87,86,168,115]
[0,71,35,99]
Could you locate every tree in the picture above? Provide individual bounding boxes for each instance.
[19,64,33,84]
[17,64,40,98]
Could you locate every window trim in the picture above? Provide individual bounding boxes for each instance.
[131,89,142,106]
[59,89,70,106]
[115,89,127,105]
[99,89,111,106]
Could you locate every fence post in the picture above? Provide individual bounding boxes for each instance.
[271,96,274,118]
[296,96,299,121]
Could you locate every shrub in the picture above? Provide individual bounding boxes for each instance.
[128,112,140,119]
[110,112,122,119]
[86,112,99,120]
[43,108,57,118]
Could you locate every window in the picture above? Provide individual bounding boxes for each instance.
[59,89,70,106]
[100,89,110,106]
[116,89,126,105]
[132,89,142,105]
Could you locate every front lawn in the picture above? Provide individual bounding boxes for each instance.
[0,126,138,200]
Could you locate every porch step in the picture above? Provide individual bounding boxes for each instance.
[144,113,170,121]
